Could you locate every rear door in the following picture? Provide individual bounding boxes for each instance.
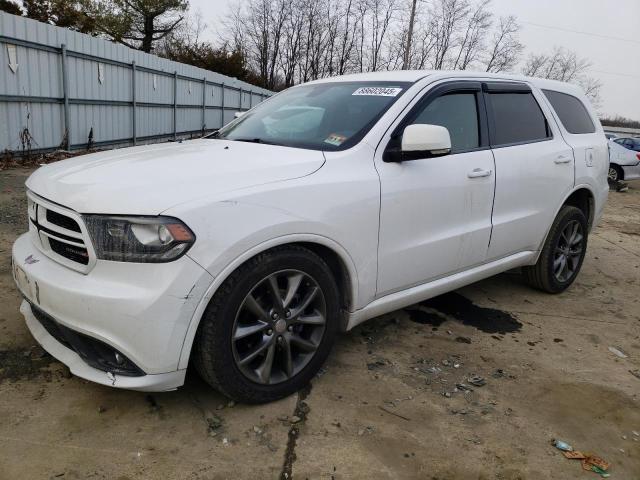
[485,82,574,260]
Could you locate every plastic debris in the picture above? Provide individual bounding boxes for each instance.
[608,346,628,358]
[630,369,640,380]
[554,440,611,478]
[581,456,610,477]
[553,439,573,452]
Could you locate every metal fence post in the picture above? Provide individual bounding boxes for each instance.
[202,77,206,133]
[173,71,178,141]
[220,82,225,128]
[60,44,71,149]
[132,61,137,146]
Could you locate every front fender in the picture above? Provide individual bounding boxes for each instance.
[177,232,359,370]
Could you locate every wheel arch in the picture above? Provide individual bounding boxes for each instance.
[177,234,358,369]
[563,186,595,231]
[531,185,596,265]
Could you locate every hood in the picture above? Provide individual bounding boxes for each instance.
[26,139,325,214]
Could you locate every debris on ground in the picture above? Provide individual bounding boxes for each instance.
[467,375,486,387]
[553,439,611,477]
[553,439,573,452]
[358,426,375,436]
[608,178,629,192]
[608,346,628,359]
[455,383,474,392]
[367,359,387,370]
[205,413,224,437]
[629,369,640,380]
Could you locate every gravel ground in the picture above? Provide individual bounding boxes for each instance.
[0,167,638,480]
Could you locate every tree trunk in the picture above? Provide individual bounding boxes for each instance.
[402,0,417,70]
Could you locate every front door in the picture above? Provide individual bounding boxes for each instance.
[375,81,496,296]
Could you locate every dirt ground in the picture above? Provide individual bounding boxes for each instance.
[0,167,638,480]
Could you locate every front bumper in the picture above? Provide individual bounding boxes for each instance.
[12,232,213,391]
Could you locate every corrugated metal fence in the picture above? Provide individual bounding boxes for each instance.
[0,12,272,153]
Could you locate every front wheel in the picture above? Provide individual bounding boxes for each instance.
[193,246,339,403]
[523,206,588,293]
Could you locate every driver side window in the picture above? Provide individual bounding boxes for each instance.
[409,92,480,152]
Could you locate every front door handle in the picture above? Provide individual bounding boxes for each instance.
[554,155,572,164]
[467,168,492,178]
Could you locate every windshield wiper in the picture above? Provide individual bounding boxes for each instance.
[232,138,282,146]
[204,129,221,139]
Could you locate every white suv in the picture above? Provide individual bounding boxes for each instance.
[12,71,608,403]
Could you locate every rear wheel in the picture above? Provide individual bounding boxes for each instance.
[193,246,339,403]
[523,206,588,293]
[608,164,623,182]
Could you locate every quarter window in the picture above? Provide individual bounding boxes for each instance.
[542,90,595,134]
[488,92,550,146]
[410,92,480,152]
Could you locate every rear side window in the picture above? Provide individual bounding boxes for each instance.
[488,92,550,146]
[542,90,595,134]
[623,138,640,152]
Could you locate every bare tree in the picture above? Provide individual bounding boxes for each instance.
[483,15,522,72]
[222,0,528,89]
[366,0,397,71]
[452,0,491,70]
[522,46,602,105]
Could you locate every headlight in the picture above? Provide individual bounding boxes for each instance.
[83,215,196,263]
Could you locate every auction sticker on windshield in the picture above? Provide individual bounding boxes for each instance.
[324,133,348,146]
[352,87,402,97]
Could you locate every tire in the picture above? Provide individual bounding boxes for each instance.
[608,164,623,182]
[522,205,588,294]
[193,245,339,403]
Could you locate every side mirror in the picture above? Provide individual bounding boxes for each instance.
[234,111,245,119]
[400,124,451,160]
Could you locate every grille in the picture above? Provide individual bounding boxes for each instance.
[28,193,93,272]
[46,209,82,232]
[49,238,89,265]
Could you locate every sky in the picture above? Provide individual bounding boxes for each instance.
[191,0,640,119]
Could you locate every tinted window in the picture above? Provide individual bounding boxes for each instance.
[489,92,550,146]
[411,93,479,152]
[543,89,595,134]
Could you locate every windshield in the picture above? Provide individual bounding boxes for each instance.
[211,82,411,150]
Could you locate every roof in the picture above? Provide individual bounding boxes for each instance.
[306,70,585,96]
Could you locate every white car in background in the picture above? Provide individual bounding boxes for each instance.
[12,71,608,403]
[608,137,640,182]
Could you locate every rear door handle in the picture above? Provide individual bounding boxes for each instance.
[554,155,572,164]
[467,168,492,178]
